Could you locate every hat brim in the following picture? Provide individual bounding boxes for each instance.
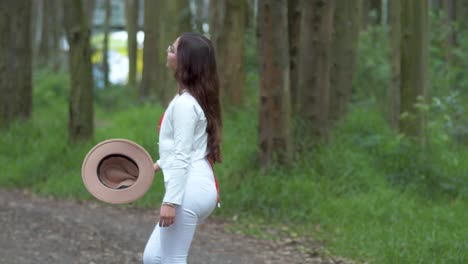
[81,139,154,204]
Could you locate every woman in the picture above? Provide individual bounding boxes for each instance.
[143,32,222,264]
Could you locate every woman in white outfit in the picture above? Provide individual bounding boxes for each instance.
[143,32,222,264]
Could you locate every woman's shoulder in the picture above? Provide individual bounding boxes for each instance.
[173,92,203,116]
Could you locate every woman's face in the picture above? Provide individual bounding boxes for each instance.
[167,37,180,71]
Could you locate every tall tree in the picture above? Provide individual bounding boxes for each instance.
[209,0,225,52]
[298,0,335,142]
[63,0,94,142]
[0,0,32,129]
[389,0,401,131]
[158,0,192,105]
[257,0,292,166]
[216,0,246,106]
[125,0,139,89]
[400,0,429,139]
[83,0,96,31]
[442,0,457,63]
[103,0,111,88]
[288,0,301,113]
[329,0,361,123]
[38,0,51,63]
[140,0,160,100]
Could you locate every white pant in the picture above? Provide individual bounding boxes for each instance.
[143,159,217,264]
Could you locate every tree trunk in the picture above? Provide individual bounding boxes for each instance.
[217,0,245,106]
[50,0,62,71]
[257,0,292,167]
[361,0,370,30]
[209,0,225,52]
[103,0,111,88]
[442,0,457,63]
[141,0,160,101]
[83,0,95,31]
[63,0,94,142]
[38,0,51,64]
[298,0,334,142]
[329,0,361,123]
[158,0,192,105]
[389,0,401,131]
[0,0,32,129]
[370,0,382,25]
[125,0,139,89]
[288,0,301,113]
[400,0,429,139]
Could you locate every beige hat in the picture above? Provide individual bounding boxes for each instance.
[81,138,154,204]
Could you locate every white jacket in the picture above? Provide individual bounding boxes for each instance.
[156,91,209,205]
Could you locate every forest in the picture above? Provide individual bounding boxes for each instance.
[1,0,467,263]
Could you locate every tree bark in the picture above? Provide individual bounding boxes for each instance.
[0,0,32,129]
[158,0,192,105]
[63,0,94,142]
[38,0,51,63]
[103,0,111,88]
[257,0,292,167]
[217,0,245,106]
[389,0,401,131]
[209,0,225,52]
[442,0,457,63]
[83,0,95,31]
[288,0,301,113]
[400,0,429,139]
[298,0,334,142]
[141,0,160,100]
[125,0,139,89]
[329,0,361,123]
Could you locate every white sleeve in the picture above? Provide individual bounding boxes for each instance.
[162,96,198,205]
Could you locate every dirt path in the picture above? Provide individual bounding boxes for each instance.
[0,189,350,264]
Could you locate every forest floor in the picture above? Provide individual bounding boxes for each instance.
[0,188,356,264]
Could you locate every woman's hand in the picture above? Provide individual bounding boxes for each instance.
[159,204,176,227]
[153,162,160,173]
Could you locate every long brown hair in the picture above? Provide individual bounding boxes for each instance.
[174,32,222,163]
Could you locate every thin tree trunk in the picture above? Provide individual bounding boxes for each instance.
[361,0,370,30]
[0,0,32,129]
[141,0,160,101]
[63,0,94,142]
[38,0,51,64]
[257,0,292,167]
[103,0,111,88]
[389,0,401,131]
[298,0,334,142]
[329,0,361,123]
[125,0,139,89]
[209,0,225,52]
[84,0,95,31]
[158,0,192,105]
[217,0,245,106]
[50,0,62,71]
[370,0,382,25]
[288,0,301,113]
[443,0,457,63]
[400,0,429,140]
